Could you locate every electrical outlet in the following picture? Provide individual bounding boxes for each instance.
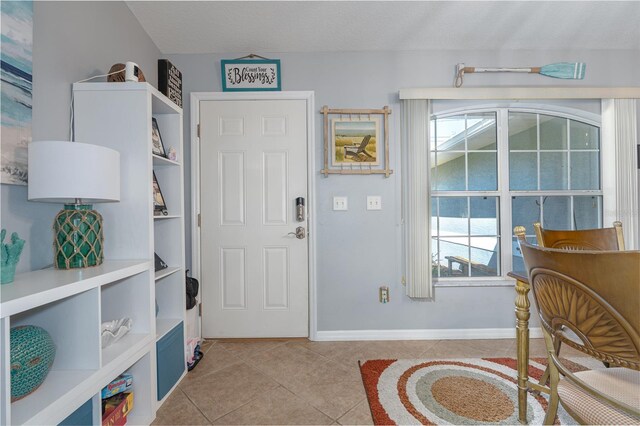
[379,286,389,303]
[333,196,348,211]
[367,196,382,210]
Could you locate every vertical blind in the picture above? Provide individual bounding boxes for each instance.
[402,99,433,298]
[602,99,638,249]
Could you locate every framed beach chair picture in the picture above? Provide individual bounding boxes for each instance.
[331,118,380,166]
[320,105,392,177]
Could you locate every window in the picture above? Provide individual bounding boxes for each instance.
[430,108,602,281]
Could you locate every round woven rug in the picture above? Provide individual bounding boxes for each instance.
[359,357,589,425]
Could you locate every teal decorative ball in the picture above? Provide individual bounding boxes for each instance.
[10,325,56,402]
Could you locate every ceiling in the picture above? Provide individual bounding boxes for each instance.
[126,1,640,55]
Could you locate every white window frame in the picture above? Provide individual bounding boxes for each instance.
[431,103,602,286]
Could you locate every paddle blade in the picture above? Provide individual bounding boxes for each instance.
[540,62,586,79]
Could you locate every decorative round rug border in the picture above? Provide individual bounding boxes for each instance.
[359,357,586,426]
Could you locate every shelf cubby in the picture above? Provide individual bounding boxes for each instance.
[124,352,154,425]
[156,318,183,341]
[99,350,155,426]
[100,272,152,368]
[153,165,183,219]
[9,289,100,425]
[154,219,184,268]
[155,272,184,341]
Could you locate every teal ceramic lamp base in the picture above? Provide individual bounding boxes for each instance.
[54,204,104,269]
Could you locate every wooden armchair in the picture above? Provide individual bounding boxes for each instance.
[516,222,626,383]
[519,242,640,425]
[533,221,625,250]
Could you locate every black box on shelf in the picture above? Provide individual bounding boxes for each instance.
[158,59,182,108]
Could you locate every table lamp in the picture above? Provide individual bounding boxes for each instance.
[28,141,120,269]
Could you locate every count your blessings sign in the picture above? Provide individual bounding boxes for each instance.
[221,59,281,91]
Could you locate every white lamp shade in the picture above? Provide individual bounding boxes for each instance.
[28,141,120,203]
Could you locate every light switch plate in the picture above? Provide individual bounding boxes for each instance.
[333,196,348,211]
[367,196,382,210]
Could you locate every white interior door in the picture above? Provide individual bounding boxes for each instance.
[199,99,309,337]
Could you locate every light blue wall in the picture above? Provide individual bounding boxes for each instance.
[2,3,637,332]
[167,49,639,331]
[0,1,161,273]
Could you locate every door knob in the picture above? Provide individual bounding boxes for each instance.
[287,226,306,239]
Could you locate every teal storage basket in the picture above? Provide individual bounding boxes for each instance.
[157,322,185,400]
[10,325,56,401]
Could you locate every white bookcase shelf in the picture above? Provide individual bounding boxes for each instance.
[11,369,95,426]
[153,214,182,220]
[0,260,149,318]
[153,154,180,167]
[155,266,182,281]
[102,333,152,369]
[0,83,187,426]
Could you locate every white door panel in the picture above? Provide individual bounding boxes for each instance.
[200,99,308,337]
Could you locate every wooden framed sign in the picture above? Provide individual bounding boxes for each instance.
[221,59,281,91]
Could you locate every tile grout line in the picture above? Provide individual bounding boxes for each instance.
[227,342,346,421]
[275,378,346,421]
[174,385,214,425]
[335,396,369,425]
[334,397,368,425]
[191,362,282,424]
[209,384,287,424]
[218,339,291,363]
[416,340,442,358]
[275,385,337,424]
[258,343,367,421]
[179,345,243,384]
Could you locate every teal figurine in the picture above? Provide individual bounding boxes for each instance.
[1,229,25,284]
[10,325,56,401]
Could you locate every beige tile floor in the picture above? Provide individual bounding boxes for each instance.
[152,338,586,425]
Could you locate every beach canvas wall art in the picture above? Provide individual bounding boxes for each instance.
[1,1,33,185]
[331,118,380,166]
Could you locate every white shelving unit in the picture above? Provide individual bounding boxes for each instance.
[0,82,188,426]
[74,82,188,411]
[1,263,153,425]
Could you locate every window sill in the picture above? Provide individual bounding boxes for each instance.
[433,277,517,288]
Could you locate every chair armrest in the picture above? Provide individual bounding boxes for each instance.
[508,271,529,284]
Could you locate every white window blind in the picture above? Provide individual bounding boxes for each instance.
[402,99,433,298]
[602,99,638,249]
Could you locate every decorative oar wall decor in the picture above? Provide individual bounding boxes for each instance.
[454,62,586,87]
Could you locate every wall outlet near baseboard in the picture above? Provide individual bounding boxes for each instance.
[379,286,389,303]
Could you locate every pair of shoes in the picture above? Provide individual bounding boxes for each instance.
[187,349,204,371]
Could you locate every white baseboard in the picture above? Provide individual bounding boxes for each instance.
[314,327,543,341]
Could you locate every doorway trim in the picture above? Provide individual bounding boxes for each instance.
[190,91,317,340]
